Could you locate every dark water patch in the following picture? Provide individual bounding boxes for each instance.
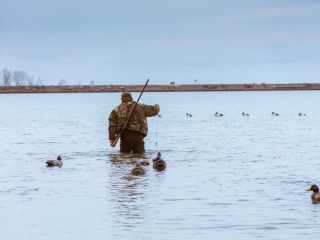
[238,199,251,202]
[256,226,279,230]
[205,202,233,206]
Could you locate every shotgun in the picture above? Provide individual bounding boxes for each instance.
[111,79,149,147]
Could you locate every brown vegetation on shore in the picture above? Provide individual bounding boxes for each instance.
[1,83,320,94]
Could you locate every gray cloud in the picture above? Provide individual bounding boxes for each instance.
[1,0,320,85]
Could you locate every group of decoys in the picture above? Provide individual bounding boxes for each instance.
[131,152,166,176]
[46,152,166,177]
[46,155,319,204]
[270,112,307,116]
[184,112,307,117]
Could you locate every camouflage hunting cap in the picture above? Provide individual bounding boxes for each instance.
[121,92,133,102]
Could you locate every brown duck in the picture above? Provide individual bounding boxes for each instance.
[306,184,320,204]
[152,152,166,171]
[131,162,145,176]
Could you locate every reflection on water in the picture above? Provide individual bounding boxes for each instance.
[108,153,151,232]
[1,91,320,240]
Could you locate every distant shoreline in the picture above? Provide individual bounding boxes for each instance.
[1,83,320,94]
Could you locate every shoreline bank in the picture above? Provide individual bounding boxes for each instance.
[1,83,320,94]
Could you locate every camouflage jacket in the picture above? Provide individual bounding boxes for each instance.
[108,101,160,140]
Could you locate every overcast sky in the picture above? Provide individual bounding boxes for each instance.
[1,0,320,85]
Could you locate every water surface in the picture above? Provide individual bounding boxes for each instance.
[0,91,320,240]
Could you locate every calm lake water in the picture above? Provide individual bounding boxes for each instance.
[1,91,320,240]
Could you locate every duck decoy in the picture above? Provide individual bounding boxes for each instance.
[306,184,320,204]
[215,112,223,117]
[46,155,63,167]
[298,113,306,116]
[152,152,166,171]
[138,159,149,166]
[186,113,192,117]
[242,112,249,116]
[272,112,279,116]
[131,162,145,176]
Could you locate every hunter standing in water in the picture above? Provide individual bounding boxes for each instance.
[108,92,160,153]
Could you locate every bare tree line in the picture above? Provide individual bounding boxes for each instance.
[2,68,98,87]
[1,68,43,86]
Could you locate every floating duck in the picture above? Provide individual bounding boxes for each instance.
[186,113,192,117]
[306,184,320,204]
[131,162,145,176]
[152,152,166,171]
[46,155,63,167]
[299,113,306,116]
[215,112,223,117]
[242,112,250,116]
[271,112,279,116]
[138,159,149,166]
